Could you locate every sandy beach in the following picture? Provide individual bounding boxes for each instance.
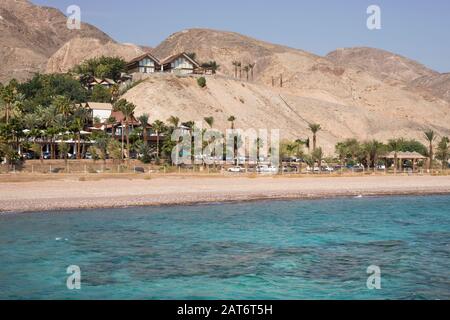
[0,175,449,213]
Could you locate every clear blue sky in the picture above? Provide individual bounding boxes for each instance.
[32,0,450,72]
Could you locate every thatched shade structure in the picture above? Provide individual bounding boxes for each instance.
[382,151,427,172]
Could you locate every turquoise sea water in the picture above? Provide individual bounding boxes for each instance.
[0,195,449,300]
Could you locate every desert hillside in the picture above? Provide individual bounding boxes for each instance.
[326,47,450,104]
[123,74,450,153]
[326,47,438,84]
[0,2,449,154]
[46,37,146,73]
[0,0,137,81]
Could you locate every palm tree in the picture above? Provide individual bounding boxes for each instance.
[59,142,70,167]
[285,143,297,158]
[232,61,239,78]
[53,95,73,125]
[110,84,120,103]
[227,116,236,130]
[295,139,305,158]
[237,62,242,79]
[363,140,386,172]
[0,86,24,125]
[248,63,255,81]
[255,138,264,165]
[95,134,109,165]
[204,116,214,129]
[436,136,449,170]
[388,139,400,174]
[167,116,180,129]
[138,113,150,144]
[115,99,136,161]
[106,116,116,136]
[208,61,220,74]
[243,65,250,81]
[312,147,324,174]
[309,123,321,151]
[152,120,165,161]
[424,130,436,171]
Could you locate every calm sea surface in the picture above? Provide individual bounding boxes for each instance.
[0,195,449,300]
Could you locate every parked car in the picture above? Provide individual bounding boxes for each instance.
[43,152,51,160]
[282,165,297,173]
[84,152,93,160]
[351,164,365,172]
[22,152,35,160]
[227,166,245,173]
[257,165,279,173]
[321,166,334,172]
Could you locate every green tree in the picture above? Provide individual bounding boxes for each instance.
[312,147,324,173]
[59,142,70,166]
[0,83,24,124]
[362,140,387,172]
[19,74,88,106]
[152,120,166,161]
[197,77,207,88]
[167,116,180,129]
[424,130,437,171]
[115,99,136,162]
[227,116,236,130]
[232,61,240,78]
[72,56,126,81]
[248,63,255,80]
[91,85,112,102]
[204,116,214,129]
[436,136,449,169]
[138,113,150,144]
[201,61,220,74]
[107,139,122,163]
[243,65,250,81]
[309,123,321,151]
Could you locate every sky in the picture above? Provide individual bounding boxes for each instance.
[32,0,450,72]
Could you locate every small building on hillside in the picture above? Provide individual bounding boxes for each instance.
[126,52,161,74]
[160,52,200,75]
[81,102,114,123]
[86,77,117,90]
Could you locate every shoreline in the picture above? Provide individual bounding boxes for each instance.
[1,175,450,214]
[2,190,450,215]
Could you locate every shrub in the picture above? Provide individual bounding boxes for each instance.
[197,77,206,88]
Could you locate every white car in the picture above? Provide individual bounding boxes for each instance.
[256,165,279,173]
[227,166,245,173]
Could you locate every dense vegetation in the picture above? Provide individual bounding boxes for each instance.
[0,56,449,171]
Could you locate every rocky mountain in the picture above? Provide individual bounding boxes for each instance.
[46,37,145,74]
[0,2,449,153]
[410,73,450,103]
[125,30,450,152]
[326,47,438,84]
[326,47,450,103]
[0,0,129,81]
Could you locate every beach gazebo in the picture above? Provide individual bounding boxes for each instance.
[383,151,427,172]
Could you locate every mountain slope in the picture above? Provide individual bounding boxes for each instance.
[46,37,146,73]
[410,73,450,103]
[326,47,450,104]
[123,74,450,153]
[326,47,438,84]
[0,0,112,82]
